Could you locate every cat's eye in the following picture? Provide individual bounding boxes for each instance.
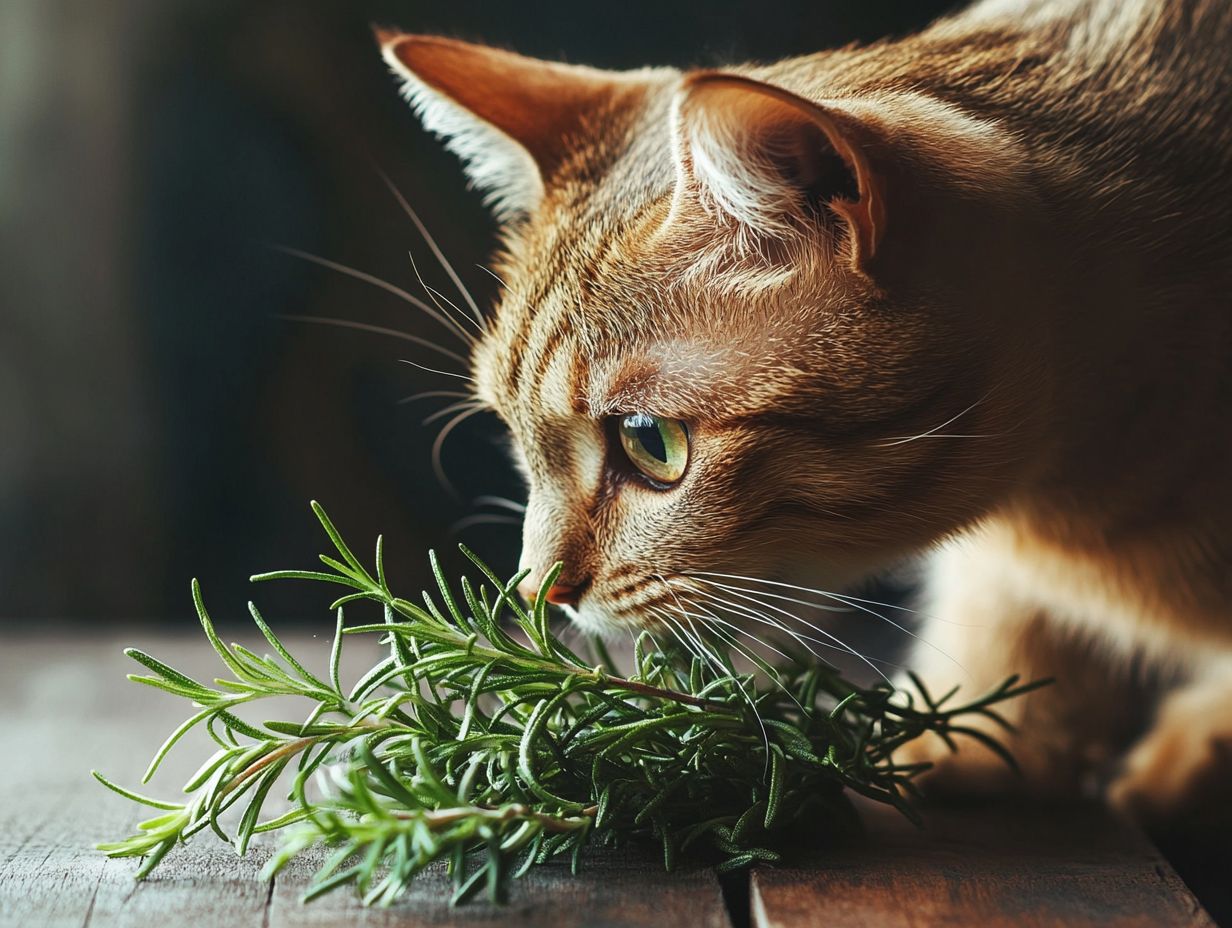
[616,413,690,486]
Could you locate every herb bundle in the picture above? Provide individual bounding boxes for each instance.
[95,502,1037,905]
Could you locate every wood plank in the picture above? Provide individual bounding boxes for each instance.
[0,633,731,928]
[267,846,731,928]
[0,634,276,928]
[751,797,1216,928]
[1,632,1218,928]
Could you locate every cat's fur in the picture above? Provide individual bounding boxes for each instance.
[378,0,1232,821]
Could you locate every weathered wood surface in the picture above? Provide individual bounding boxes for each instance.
[752,798,1216,928]
[0,632,1218,927]
[0,632,731,928]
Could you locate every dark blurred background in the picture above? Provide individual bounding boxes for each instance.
[0,0,958,626]
[8,5,1232,919]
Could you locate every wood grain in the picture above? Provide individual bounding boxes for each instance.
[0,632,731,928]
[751,797,1216,928]
[0,632,1218,927]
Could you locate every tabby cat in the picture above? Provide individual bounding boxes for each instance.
[376,0,1232,821]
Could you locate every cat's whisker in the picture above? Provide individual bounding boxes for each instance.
[682,586,840,662]
[698,624,805,714]
[653,610,701,669]
[448,513,523,535]
[691,571,916,614]
[276,314,469,367]
[668,608,771,764]
[680,598,809,714]
[379,170,485,326]
[472,495,527,514]
[268,244,474,346]
[658,606,723,678]
[670,578,826,659]
[422,399,483,427]
[875,395,988,448]
[425,285,479,331]
[398,358,476,383]
[683,578,892,684]
[408,249,483,343]
[654,599,737,692]
[430,404,487,497]
[695,580,911,672]
[398,389,471,405]
[658,580,754,691]
[689,574,963,677]
[682,597,798,665]
[691,577,849,613]
[476,264,510,292]
[683,583,901,669]
[656,608,732,688]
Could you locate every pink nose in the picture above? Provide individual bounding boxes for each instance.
[516,578,585,608]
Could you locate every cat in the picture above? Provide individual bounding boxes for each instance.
[375,0,1232,823]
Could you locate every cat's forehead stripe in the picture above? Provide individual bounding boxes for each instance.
[504,283,573,409]
[498,258,564,401]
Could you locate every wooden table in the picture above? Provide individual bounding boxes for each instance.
[0,632,1218,927]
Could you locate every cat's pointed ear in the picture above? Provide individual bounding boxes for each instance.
[671,73,887,269]
[377,30,622,220]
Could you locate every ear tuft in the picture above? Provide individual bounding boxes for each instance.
[380,33,544,219]
[673,73,885,266]
[378,31,643,222]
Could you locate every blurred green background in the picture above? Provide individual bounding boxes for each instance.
[0,0,956,624]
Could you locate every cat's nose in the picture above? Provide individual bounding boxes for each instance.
[516,577,586,608]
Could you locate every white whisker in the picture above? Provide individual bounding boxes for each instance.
[276,314,468,366]
[685,579,892,684]
[691,571,916,614]
[448,513,522,534]
[708,628,809,716]
[269,244,473,346]
[476,264,510,292]
[682,584,900,670]
[673,580,824,660]
[668,608,771,768]
[876,395,987,447]
[684,599,797,665]
[398,358,475,383]
[408,248,482,342]
[422,399,483,427]
[431,404,487,497]
[380,170,485,325]
[398,389,471,405]
[681,599,809,714]
[425,285,477,330]
[472,495,527,514]
[690,574,961,676]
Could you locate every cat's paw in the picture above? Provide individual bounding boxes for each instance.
[1107,714,1232,824]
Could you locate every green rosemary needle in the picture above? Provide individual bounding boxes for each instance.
[94,501,1042,905]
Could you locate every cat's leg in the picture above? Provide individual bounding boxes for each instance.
[893,539,1130,797]
[1108,651,1232,822]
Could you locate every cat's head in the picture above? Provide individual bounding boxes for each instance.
[380,32,1049,635]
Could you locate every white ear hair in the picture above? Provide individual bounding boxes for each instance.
[382,44,544,220]
[679,90,810,238]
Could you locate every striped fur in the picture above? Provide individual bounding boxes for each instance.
[382,0,1232,821]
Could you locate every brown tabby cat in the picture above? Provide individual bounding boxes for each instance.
[376,0,1232,822]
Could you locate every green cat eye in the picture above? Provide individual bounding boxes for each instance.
[616,413,690,486]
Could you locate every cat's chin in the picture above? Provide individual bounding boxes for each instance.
[560,602,636,642]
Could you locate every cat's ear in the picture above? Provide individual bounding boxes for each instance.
[671,73,888,269]
[377,30,622,220]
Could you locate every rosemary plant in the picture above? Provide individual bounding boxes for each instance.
[95,502,1039,905]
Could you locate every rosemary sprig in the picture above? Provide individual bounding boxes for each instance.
[95,502,1042,905]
